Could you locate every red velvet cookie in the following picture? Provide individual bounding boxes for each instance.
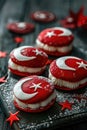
[13,75,56,112]
[60,17,77,29]
[49,56,87,90]
[36,27,74,56]
[31,11,56,23]
[6,22,35,34]
[8,46,48,76]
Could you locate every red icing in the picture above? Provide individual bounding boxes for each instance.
[60,17,77,29]
[6,22,35,34]
[10,47,48,67]
[31,11,56,23]
[50,57,87,82]
[37,28,74,46]
[14,75,54,104]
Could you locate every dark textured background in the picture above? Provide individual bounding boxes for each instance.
[0,0,87,130]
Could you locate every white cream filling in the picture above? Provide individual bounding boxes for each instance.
[49,71,87,89]
[8,59,46,73]
[36,39,72,53]
[13,90,56,110]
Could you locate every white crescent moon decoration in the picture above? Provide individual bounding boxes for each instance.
[13,46,36,61]
[56,56,80,71]
[14,77,38,100]
[53,27,72,36]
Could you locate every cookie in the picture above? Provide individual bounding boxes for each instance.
[49,56,87,90]
[6,22,35,34]
[31,11,56,23]
[60,17,76,29]
[36,27,74,56]
[8,46,48,76]
[13,75,56,112]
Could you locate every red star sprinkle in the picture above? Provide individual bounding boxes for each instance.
[46,59,53,65]
[60,6,84,29]
[0,77,7,83]
[59,100,74,111]
[77,15,87,29]
[6,111,19,126]
[0,51,7,58]
[14,37,24,44]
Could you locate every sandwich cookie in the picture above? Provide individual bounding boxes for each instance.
[49,56,87,90]
[36,27,74,56]
[13,75,56,112]
[8,46,48,76]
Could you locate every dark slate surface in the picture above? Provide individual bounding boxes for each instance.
[0,0,87,130]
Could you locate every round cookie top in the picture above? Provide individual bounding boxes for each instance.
[10,46,48,67]
[37,27,74,46]
[6,22,35,34]
[50,56,87,82]
[13,75,55,103]
[31,11,56,23]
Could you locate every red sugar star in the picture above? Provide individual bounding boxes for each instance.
[60,6,84,29]
[6,111,19,126]
[14,37,24,44]
[0,77,7,83]
[77,15,87,29]
[46,59,53,65]
[0,51,7,58]
[59,100,74,111]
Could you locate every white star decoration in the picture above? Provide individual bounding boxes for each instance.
[45,31,56,38]
[77,61,87,70]
[30,83,42,91]
[33,49,43,56]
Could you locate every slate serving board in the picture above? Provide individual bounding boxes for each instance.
[0,47,87,130]
[0,0,87,130]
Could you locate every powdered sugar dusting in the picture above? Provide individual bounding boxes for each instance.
[0,72,87,130]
